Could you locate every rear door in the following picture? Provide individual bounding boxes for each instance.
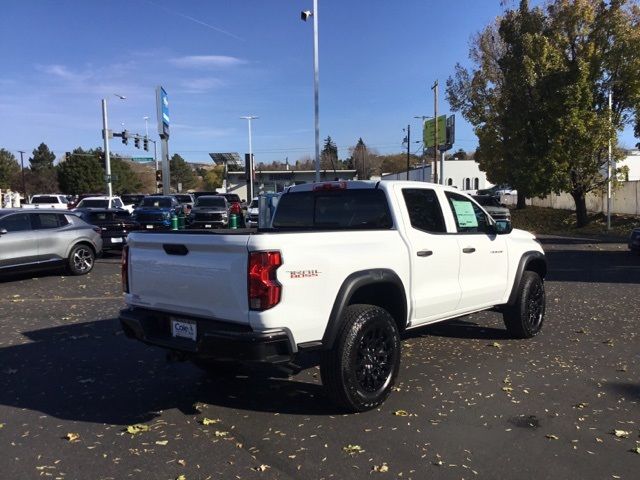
[397,186,462,324]
[31,213,71,262]
[0,213,39,268]
[444,191,509,309]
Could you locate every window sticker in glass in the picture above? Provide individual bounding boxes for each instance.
[451,199,478,228]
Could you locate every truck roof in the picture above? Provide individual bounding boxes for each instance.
[285,180,461,194]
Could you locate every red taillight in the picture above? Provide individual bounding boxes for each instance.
[313,181,347,191]
[121,245,129,293]
[248,251,282,311]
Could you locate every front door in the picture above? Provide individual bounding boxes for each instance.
[444,191,509,310]
[0,212,39,268]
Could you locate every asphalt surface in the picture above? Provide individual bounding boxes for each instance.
[0,238,638,480]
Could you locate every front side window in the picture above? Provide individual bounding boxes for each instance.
[112,198,124,208]
[0,213,31,232]
[445,192,491,234]
[77,199,109,208]
[402,188,446,233]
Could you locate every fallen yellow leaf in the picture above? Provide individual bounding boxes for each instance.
[372,462,389,472]
[614,430,631,438]
[155,440,168,446]
[125,424,150,435]
[176,475,186,480]
[343,444,365,455]
[66,432,80,442]
[214,430,229,437]
[200,418,220,426]
[252,464,270,472]
[545,434,559,440]
[393,410,409,417]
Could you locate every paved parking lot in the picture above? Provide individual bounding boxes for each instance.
[1,238,639,480]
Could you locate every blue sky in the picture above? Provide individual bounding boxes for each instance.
[1,0,637,165]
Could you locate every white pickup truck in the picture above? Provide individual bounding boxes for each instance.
[120,181,546,412]
[22,194,69,209]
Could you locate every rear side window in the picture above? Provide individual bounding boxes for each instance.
[33,213,67,229]
[273,189,392,230]
[0,213,32,232]
[402,189,446,233]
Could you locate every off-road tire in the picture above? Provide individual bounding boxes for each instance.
[503,271,545,338]
[320,304,401,412]
[67,244,95,276]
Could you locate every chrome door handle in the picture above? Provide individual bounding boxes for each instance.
[417,250,433,257]
[462,247,476,254]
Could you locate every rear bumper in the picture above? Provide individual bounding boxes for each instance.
[119,307,295,364]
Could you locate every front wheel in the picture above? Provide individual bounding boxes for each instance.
[503,271,545,338]
[320,304,401,412]
[67,244,95,275]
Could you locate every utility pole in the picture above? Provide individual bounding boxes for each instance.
[301,1,320,182]
[431,80,439,184]
[18,150,26,200]
[406,125,411,180]
[241,116,258,201]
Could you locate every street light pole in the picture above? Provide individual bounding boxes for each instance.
[17,150,26,200]
[302,1,320,182]
[101,99,113,198]
[144,116,149,138]
[432,80,439,185]
[241,116,258,201]
[607,90,612,230]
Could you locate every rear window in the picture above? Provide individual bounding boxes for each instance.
[77,199,109,208]
[174,195,193,203]
[222,194,240,203]
[33,213,68,229]
[31,195,63,204]
[473,196,501,207]
[195,197,226,208]
[141,197,172,208]
[272,189,392,230]
[87,211,130,222]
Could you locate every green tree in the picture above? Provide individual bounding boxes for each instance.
[30,143,56,171]
[0,148,20,190]
[349,138,370,179]
[202,166,225,190]
[169,154,197,191]
[111,156,143,194]
[57,148,103,195]
[321,136,338,171]
[448,0,640,225]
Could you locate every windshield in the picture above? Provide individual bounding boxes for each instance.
[249,200,259,208]
[224,194,241,203]
[195,197,226,208]
[174,195,192,203]
[140,197,172,208]
[473,196,501,207]
[122,195,145,205]
[77,199,109,208]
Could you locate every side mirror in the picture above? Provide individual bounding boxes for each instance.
[495,219,513,234]
[0,228,7,235]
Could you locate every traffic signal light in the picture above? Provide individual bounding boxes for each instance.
[156,169,162,182]
[143,137,149,151]
[122,130,129,145]
[134,136,140,149]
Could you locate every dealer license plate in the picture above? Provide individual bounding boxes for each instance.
[111,237,123,243]
[205,224,212,228]
[171,319,197,341]
[146,225,154,229]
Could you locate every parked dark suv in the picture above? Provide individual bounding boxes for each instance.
[73,209,139,250]
[0,210,102,276]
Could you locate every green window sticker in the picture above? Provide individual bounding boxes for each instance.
[451,199,478,228]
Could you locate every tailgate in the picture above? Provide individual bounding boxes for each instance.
[126,232,251,324]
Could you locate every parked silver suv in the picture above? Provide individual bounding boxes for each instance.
[0,209,103,276]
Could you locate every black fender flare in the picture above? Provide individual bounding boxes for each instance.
[321,269,408,350]
[506,251,547,306]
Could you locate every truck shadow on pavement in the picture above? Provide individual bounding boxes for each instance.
[0,319,338,425]
[544,248,640,284]
[408,319,511,341]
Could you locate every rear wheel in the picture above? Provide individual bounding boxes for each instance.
[320,304,401,412]
[503,271,545,338]
[67,244,95,275]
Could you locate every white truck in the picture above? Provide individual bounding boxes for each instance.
[22,194,69,209]
[120,181,547,412]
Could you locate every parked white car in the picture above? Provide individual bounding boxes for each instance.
[74,196,132,213]
[120,180,546,412]
[22,194,69,210]
[245,197,259,227]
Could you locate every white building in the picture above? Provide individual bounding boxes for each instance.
[382,159,492,191]
[618,150,640,181]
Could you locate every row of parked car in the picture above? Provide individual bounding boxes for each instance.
[0,192,253,278]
